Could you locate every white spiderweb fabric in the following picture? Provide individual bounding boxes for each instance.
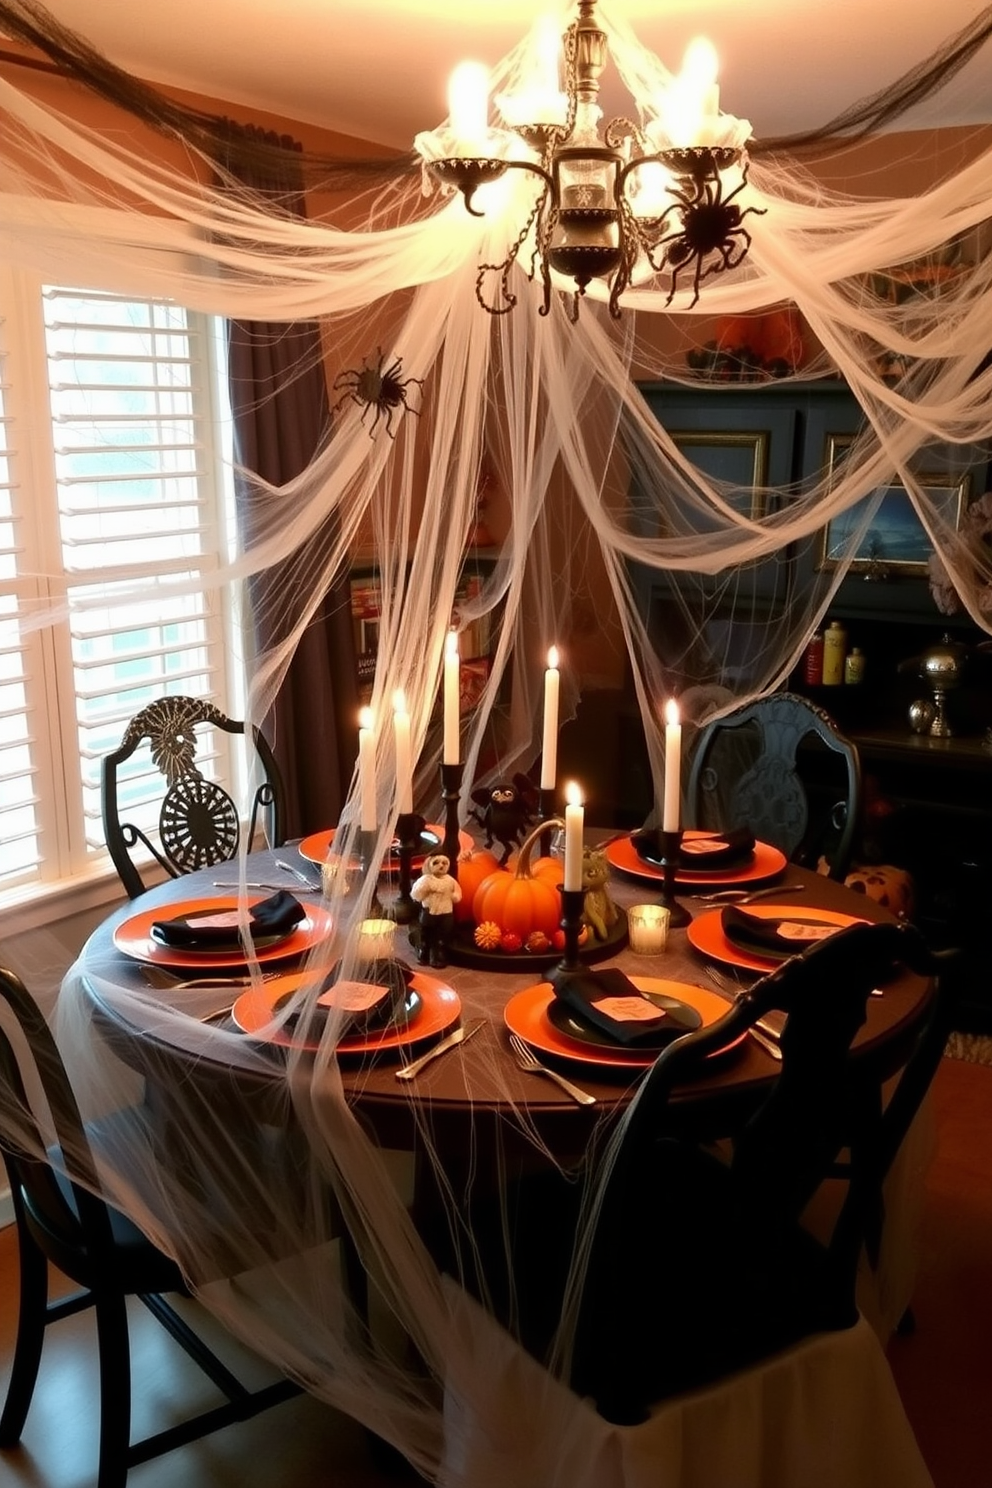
[0,3,990,1481]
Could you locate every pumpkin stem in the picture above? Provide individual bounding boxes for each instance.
[514,817,564,879]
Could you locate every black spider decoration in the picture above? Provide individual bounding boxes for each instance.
[469,775,540,864]
[653,159,766,309]
[332,348,424,438]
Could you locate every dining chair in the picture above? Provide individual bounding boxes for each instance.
[101,694,286,898]
[0,964,301,1488]
[566,918,951,1423]
[685,691,862,879]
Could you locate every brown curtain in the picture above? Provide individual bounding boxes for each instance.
[221,122,358,839]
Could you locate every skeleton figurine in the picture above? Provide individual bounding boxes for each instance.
[410,853,462,969]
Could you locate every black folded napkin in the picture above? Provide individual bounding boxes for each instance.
[631,826,755,871]
[721,905,845,961]
[150,890,305,951]
[550,967,702,1047]
[308,957,415,1037]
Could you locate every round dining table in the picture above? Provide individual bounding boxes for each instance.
[55,834,940,1488]
[69,833,933,1163]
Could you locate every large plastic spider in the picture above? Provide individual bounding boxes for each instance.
[654,163,765,309]
[332,348,424,438]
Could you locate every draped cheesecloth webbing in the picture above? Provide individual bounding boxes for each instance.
[0,3,989,1480]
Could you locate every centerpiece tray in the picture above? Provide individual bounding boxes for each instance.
[406,906,629,973]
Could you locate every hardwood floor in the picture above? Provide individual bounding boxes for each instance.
[1,1054,989,1488]
[888,1054,992,1488]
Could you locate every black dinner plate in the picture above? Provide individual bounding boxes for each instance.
[546,990,702,1054]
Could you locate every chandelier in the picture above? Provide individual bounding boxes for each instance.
[415,1,763,321]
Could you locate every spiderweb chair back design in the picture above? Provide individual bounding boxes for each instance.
[686,692,862,879]
[101,695,285,898]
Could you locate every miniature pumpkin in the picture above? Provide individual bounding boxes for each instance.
[453,847,502,923]
[472,821,562,942]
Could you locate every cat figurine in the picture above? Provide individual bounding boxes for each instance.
[581,846,619,941]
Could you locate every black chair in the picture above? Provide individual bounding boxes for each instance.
[566,920,956,1423]
[0,965,300,1488]
[101,695,286,898]
[685,691,862,879]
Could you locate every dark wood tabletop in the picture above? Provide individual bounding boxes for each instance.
[74,835,933,1163]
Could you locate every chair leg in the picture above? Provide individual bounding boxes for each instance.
[93,1290,133,1488]
[0,1208,49,1445]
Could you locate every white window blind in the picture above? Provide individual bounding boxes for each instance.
[0,273,240,899]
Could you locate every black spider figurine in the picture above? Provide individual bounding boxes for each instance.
[654,157,765,309]
[332,348,424,438]
[469,775,540,864]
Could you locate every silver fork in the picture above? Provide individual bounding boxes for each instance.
[275,859,321,889]
[703,966,784,1061]
[508,1033,597,1106]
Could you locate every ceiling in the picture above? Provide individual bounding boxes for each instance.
[19,1,992,150]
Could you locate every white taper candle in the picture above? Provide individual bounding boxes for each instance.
[563,780,584,892]
[443,630,460,766]
[393,689,413,815]
[663,698,682,833]
[541,646,560,791]
[358,706,376,831]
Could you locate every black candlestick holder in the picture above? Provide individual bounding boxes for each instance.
[553,886,587,975]
[439,762,464,875]
[391,810,426,924]
[656,827,691,928]
[538,786,557,857]
[357,828,385,919]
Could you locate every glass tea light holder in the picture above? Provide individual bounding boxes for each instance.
[357,918,397,964]
[627,904,671,955]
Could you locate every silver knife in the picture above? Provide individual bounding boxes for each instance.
[212,880,321,891]
[696,884,806,905]
[395,1019,485,1081]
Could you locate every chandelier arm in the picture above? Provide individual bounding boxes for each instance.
[474,182,550,315]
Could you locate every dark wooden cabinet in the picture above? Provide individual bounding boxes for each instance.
[632,378,992,1027]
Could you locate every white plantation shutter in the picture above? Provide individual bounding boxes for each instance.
[0,309,52,884]
[0,273,239,897]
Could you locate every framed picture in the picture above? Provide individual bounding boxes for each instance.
[818,437,969,574]
[671,429,770,520]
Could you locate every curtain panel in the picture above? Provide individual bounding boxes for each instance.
[220,121,358,838]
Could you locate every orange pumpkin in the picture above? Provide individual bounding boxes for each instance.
[472,822,562,941]
[452,847,502,923]
[506,818,564,887]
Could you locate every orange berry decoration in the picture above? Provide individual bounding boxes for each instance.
[473,920,502,951]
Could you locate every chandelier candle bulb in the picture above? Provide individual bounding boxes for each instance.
[393,689,413,815]
[447,61,491,153]
[663,698,682,833]
[541,646,560,790]
[443,630,460,766]
[563,781,584,892]
[358,706,376,832]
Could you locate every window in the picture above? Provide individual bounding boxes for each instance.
[0,267,242,907]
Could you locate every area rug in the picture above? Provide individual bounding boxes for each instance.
[944,1033,992,1066]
